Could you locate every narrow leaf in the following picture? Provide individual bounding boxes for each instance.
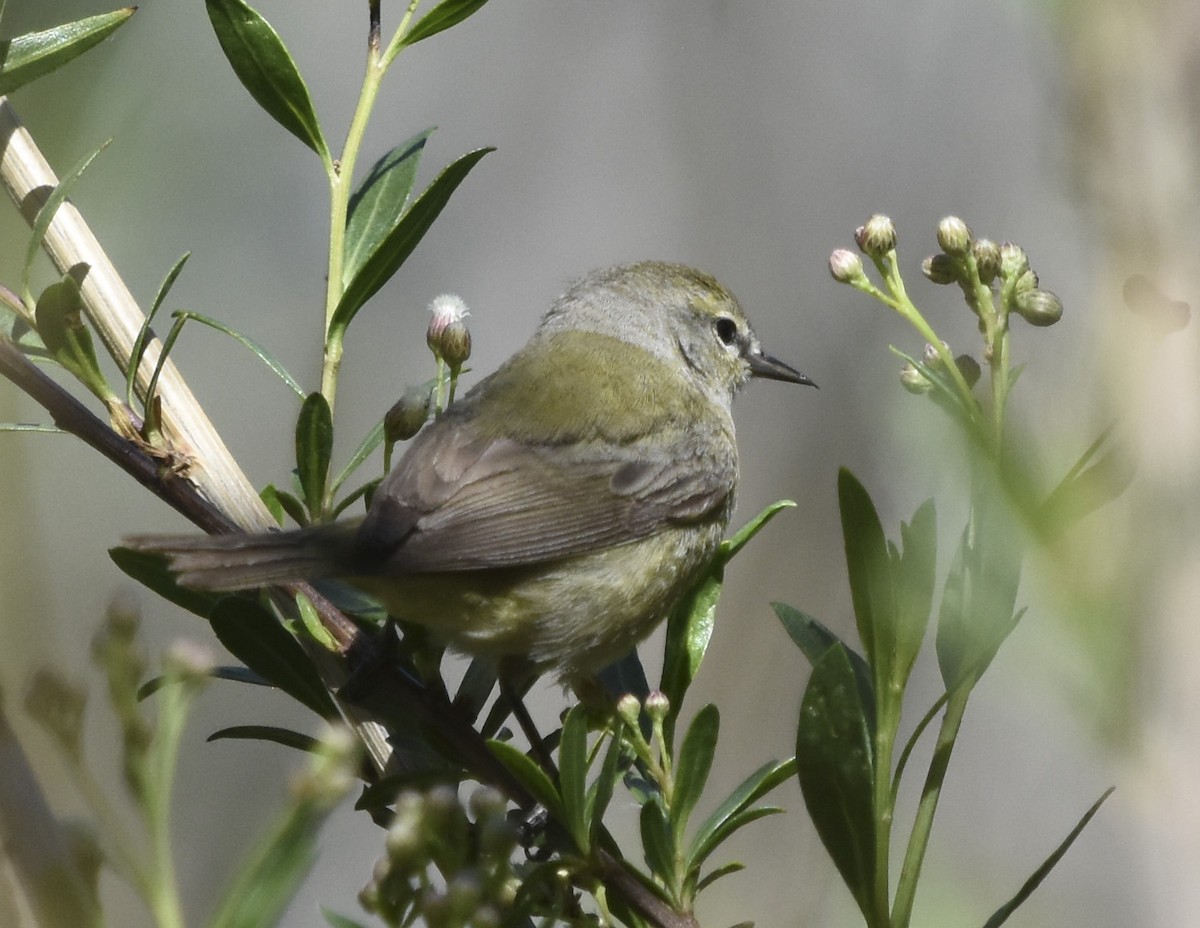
[330,419,385,497]
[170,310,304,397]
[343,129,433,288]
[137,665,269,701]
[395,0,492,53]
[688,758,795,870]
[795,643,876,920]
[208,597,339,719]
[207,725,320,754]
[332,147,493,333]
[205,0,329,161]
[720,499,795,561]
[296,392,333,519]
[0,8,135,95]
[127,253,191,405]
[294,590,336,650]
[586,728,624,840]
[452,658,497,724]
[892,498,936,686]
[981,788,1114,928]
[838,467,894,675]
[557,706,590,852]
[109,546,225,618]
[639,800,676,887]
[486,739,564,823]
[696,861,745,894]
[322,909,370,928]
[23,140,109,305]
[660,570,721,728]
[672,704,719,844]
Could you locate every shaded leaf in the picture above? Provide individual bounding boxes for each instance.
[486,739,564,823]
[0,7,135,95]
[294,590,336,650]
[395,0,492,54]
[343,129,433,288]
[355,767,469,811]
[296,392,333,519]
[205,0,328,161]
[330,418,385,498]
[892,498,936,687]
[35,274,113,401]
[322,909,370,928]
[557,705,590,852]
[672,704,719,844]
[452,657,497,724]
[332,147,493,333]
[109,546,224,619]
[981,788,1114,928]
[138,665,268,701]
[795,643,875,920]
[838,467,894,676]
[208,597,339,719]
[586,728,624,841]
[696,861,745,894]
[23,140,109,305]
[639,800,676,887]
[687,758,795,871]
[772,602,875,734]
[207,725,320,753]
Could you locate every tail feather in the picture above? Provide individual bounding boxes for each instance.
[125,524,358,591]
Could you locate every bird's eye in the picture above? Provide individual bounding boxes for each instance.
[714,316,738,346]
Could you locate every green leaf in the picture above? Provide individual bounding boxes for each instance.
[451,657,497,724]
[557,705,590,852]
[168,311,304,397]
[935,502,1023,692]
[695,860,745,894]
[394,0,492,53]
[639,800,676,888]
[892,498,936,687]
[137,665,269,701]
[208,597,339,719]
[332,147,493,333]
[795,643,876,920]
[485,739,564,823]
[207,725,320,753]
[660,569,721,730]
[109,546,225,618]
[321,909,370,928]
[586,728,624,841]
[687,758,795,871]
[23,140,109,305]
[981,788,1114,928]
[0,8,136,95]
[329,418,385,498]
[294,590,336,650]
[719,499,795,561]
[688,807,782,895]
[772,602,875,734]
[127,253,191,406]
[838,467,895,677]
[296,392,333,519]
[672,704,719,845]
[35,274,115,402]
[343,129,433,288]
[205,0,329,162]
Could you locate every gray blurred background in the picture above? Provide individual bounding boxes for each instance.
[2,0,1198,925]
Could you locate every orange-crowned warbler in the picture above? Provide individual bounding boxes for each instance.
[133,262,813,680]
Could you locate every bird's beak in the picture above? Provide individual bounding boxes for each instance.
[747,349,817,387]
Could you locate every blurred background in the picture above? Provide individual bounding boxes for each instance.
[1,0,1197,925]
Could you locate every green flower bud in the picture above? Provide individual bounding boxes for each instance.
[468,786,507,822]
[971,238,1001,284]
[24,668,86,761]
[854,214,897,258]
[384,383,433,443]
[921,253,960,285]
[163,639,216,684]
[427,294,472,370]
[828,248,866,284]
[645,690,670,723]
[923,340,950,367]
[616,692,642,729]
[1015,268,1039,294]
[1014,288,1064,326]
[899,362,933,394]
[954,353,981,387]
[936,216,972,256]
[471,904,502,928]
[999,242,1029,279]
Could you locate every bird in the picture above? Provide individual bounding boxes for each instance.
[130,262,813,681]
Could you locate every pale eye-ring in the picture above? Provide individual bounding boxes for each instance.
[714,316,738,346]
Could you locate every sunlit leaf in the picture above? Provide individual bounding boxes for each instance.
[672,704,719,845]
[127,253,190,406]
[687,758,794,871]
[486,739,564,823]
[296,392,333,519]
[393,0,492,55]
[558,705,590,852]
[205,0,329,161]
[0,7,135,95]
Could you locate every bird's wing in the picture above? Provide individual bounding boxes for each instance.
[354,416,736,573]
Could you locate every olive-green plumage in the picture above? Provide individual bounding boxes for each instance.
[133,262,812,680]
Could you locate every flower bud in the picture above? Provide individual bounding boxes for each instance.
[854,214,897,258]
[384,383,433,443]
[921,253,959,285]
[999,242,1029,279]
[645,690,670,723]
[1013,288,1064,326]
[899,362,933,394]
[1014,268,1039,294]
[616,693,642,729]
[426,294,472,370]
[829,248,866,284]
[971,238,1001,284]
[954,354,981,387]
[923,340,950,367]
[24,669,86,761]
[936,216,972,256]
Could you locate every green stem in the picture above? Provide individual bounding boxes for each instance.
[143,680,194,928]
[870,684,902,927]
[891,687,971,928]
[320,0,422,412]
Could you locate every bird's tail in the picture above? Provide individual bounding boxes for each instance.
[123,523,358,591]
